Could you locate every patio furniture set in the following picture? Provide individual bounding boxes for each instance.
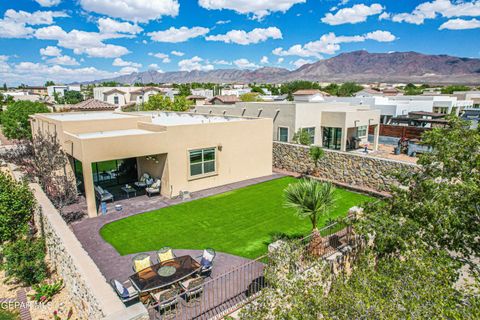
[110,248,216,315]
[94,173,161,203]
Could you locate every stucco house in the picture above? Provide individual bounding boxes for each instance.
[93,87,177,107]
[193,101,380,152]
[30,111,272,218]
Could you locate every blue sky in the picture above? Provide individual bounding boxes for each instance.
[0,0,479,85]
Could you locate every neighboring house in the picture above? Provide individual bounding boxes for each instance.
[209,95,240,105]
[93,87,177,107]
[220,88,252,97]
[25,86,48,96]
[193,101,381,152]
[47,85,81,97]
[325,95,468,124]
[453,91,480,108]
[292,89,327,102]
[31,111,272,218]
[186,95,207,106]
[191,88,214,99]
[67,99,119,112]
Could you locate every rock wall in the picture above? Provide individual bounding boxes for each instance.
[273,142,418,192]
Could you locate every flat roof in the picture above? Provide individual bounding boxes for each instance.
[142,112,248,125]
[41,112,135,121]
[75,129,153,139]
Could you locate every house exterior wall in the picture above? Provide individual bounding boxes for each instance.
[31,112,272,217]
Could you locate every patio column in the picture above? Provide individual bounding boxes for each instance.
[82,162,97,218]
[373,124,380,151]
[340,127,348,152]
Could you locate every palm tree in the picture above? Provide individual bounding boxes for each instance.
[284,179,336,255]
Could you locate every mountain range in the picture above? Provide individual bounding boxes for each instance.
[93,51,480,85]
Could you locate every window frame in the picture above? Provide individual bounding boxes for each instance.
[278,126,289,142]
[188,147,217,180]
[356,125,368,137]
[113,95,119,105]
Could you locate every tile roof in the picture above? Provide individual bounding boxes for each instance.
[68,99,118,111]
[209,95,240,103]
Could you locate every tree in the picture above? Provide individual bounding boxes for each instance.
[63,90,83,104]
[309,146,325,170]
[293,129,311,145]
[0,171,36,244]
[143,94,172,111]
[359,116,480,269]
[171,95,192,111]
[240,92,262,102]
[284,180,336,254]
[0,101,50,140]
[441,85,470,94]
[336,82,364,97]
[177,84,192,96]
[44,81,55,87]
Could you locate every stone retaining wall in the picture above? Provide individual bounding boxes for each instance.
[6,164,148,320]
[273,142,419,192]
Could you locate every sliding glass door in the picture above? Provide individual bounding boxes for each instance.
[92,158,138,188]
[322,127,342,150]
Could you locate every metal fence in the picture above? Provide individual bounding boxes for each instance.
[146,220,356,320]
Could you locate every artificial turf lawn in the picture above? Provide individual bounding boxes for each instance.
[100,177,374,259]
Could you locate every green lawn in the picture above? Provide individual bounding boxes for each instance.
[100,177,374,259]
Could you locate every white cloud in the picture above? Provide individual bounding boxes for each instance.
[112,58,142,68]
[40,46,62,57]
[206,27,282,45]
[439,18,480,30]
[79,0,179,22]
[148,63,163,72]
[216,20,231,25]
[198,0,306,20]
[46,55,79,66]
[364,30,396,42]
[260,56,269,64]
[213,59,232,65]
[178,56,214,71]
[291,58,313,68]
[171,50,185,56]
[390,0,480,25]
[321,3,384,25]
[0,9,67,39]
[277,58,284,63]
[273,31,396,58]
[148,26,210,43]
[119,66,139,74]
[35,25,130,58]
[0,55,9,62]
[97,18,142,34]
[149,52,171,63]
[1,61,117,85]
[35,0,62,7]
[234,58,259,69]
[378,12,390,20]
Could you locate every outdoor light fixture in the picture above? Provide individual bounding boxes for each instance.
[354,120,360,127]
[218,144,223,151]
[146,155,160,164]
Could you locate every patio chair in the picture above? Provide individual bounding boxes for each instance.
[132,253,153,273]
[157,247,176,263]
[146,179,161,197]
[198,248,216,277]
[94,185,114,202]
[149,285,180,317]
[110,279,139,304]
[180,276,204,303]
[134,173,152,188]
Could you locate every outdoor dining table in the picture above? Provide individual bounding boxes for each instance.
[129,255,201,293]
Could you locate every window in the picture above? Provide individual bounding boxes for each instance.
[278,127,289,142]
[114,96,119,105]
[189,148,216,177]
[356,125,367,137]
[302,127,315,144]
[322,127,342,150]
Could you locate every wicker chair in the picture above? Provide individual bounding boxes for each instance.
[132,253,153,273]
[180,276,204,304]
[110,279,139,304]
[157,247,176,263]
[149,285,180,318]
[198,248,216,277]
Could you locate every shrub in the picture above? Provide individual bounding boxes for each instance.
[0,101,50,140]
[2,238,47,286]
[0,172,36,244]
[30,280,63,303]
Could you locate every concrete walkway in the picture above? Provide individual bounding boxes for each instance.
[71,174,284,283]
